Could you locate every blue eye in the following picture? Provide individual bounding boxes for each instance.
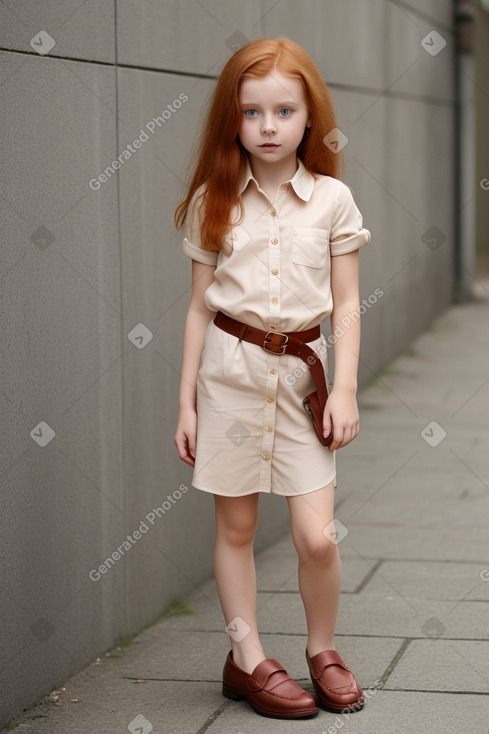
[244,109,257,117]
[279,108,291,117]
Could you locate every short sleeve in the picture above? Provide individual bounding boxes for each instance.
[182,189,219,266]
[330,182,371,256]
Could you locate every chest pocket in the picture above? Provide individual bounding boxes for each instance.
[291,227,329,268]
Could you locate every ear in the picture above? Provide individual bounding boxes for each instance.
[306,121,311,128]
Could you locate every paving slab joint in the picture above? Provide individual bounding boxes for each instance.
[378,637,413,687]
[195,699,234,734]
[354,558,384,593]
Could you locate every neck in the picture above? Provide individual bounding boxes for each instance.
[248,153,298,193]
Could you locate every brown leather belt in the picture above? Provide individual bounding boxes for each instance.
[213,310,328,409]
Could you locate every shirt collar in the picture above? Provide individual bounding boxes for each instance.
[238,157,315,201]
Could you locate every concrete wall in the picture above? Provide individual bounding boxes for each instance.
[476,7,489,273]
[0,0,455,726]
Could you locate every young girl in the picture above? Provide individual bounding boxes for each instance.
[174,38,370,720]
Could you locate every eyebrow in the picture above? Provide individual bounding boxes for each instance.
[240,101,299,107]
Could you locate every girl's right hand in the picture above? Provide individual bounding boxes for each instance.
[174,407,197,467]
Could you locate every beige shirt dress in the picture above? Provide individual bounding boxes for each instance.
[183,158,371,497]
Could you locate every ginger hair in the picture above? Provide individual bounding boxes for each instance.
[174,38,342,251]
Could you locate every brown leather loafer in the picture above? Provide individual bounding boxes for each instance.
[306,649,365,713]
[222,651,318,719]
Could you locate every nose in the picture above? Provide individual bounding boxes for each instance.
[261,115,277,134]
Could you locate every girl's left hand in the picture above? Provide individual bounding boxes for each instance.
[322,388,359,452]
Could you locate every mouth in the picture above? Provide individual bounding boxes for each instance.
[260,143,280,149]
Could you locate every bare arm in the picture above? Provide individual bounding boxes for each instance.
[323,250,361,451]
[174,260,217,466]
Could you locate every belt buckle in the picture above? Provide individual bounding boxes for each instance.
[263,331,289,355]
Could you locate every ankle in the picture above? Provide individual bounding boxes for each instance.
[307,642,336,658]
[231,647,267,674]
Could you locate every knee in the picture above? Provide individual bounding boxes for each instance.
[217,514,257,547]
[294,531,339,566]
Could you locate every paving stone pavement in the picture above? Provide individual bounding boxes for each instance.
[3,284,489,734]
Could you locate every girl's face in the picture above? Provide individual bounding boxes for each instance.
[238,70,309,169]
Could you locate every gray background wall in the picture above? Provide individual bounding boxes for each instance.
[0,0,456,726]
[476,6,489,273]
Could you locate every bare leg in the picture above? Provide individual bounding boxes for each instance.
[214,492,266,674]
[287,482,347,671]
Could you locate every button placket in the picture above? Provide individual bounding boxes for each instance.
[259,352,280,490]
[258,201,283,491]
[269,206,281,323]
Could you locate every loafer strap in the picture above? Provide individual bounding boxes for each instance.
[247,658,288,692]
[307,650,350,680]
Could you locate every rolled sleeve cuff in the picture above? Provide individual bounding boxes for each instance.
[330,228,371,256]
[330,181,371,256]
[183,237,219,266]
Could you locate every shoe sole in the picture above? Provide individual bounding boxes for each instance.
[316,696,365,714]
[222,683,319,719]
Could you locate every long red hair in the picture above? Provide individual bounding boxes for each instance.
[174,38,343,251]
